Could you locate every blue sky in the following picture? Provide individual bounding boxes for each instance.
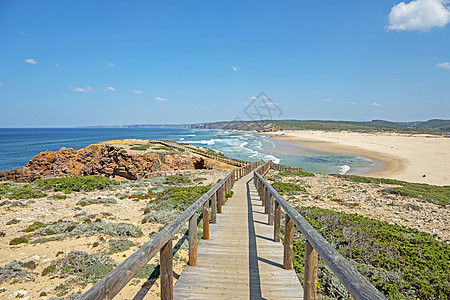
[0,0,449,127]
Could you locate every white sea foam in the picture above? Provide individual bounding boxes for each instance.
[264,154,281,164]
[339,165,351,175]
[184,139,215,145]
[179,138,185,141]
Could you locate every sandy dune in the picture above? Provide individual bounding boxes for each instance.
[265,130,450,186]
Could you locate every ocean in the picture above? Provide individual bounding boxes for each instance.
[0,128,374,174]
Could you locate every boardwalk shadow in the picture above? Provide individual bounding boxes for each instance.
[246,179,268,300]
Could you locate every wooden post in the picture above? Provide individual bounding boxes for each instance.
[274,201,280,242]
[203,198,209,240]
[268,193,273,225]
[218,187,223,213]
[211,192,217,223]
[160,239,173,300]
[283,214,293,270]
[264,186,269,214]
[189,213,198,266]
[304,241,318,300]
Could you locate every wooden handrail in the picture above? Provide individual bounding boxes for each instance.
[80,160,262,300]
[253,162,387,300]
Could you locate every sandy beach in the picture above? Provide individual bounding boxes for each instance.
[264,130,450,186]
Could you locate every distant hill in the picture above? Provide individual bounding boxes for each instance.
[187,119,450,134]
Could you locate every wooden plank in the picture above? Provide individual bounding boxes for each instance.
[174,173,303,299]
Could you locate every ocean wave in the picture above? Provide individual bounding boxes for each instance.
[179,138,184,141]
[184,139,215,145]
[264,154,281,164]
[339,165,351,175]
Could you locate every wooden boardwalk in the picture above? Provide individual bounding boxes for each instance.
[173,173,304,299]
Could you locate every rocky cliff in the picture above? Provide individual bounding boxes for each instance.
[0,142,230,183]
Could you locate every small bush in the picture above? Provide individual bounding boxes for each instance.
[279,170,315,177]
[34,175,119,192]
[0,260,34,283]
[0,184,47,200]
[9,236,28,245]
[21,221,46,232]
[225,191,234,199]
[156,186,210,210]
[6,218,20,225]
[272,182,306,194]
[30,236,62,244]
[71,222,143,238]
[108,239,135,254]
[164,175,191,185]
[130,144,150,151]
[76,198,117,207]
[143,210,179,224]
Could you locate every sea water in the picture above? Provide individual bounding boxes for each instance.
[0,128,374,174]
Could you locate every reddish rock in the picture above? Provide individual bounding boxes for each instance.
[0,143,213,183]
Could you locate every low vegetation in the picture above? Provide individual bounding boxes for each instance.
[293,207,450,299]
[278,170,315,177]
[0,260,34,283]
[34,175,119,192]
[335,174,450,206]
[272,182,306,194]
[130,144,150,151]
[156,186,210,210]
[164,175,191,185]
[0,183,46,199]
[76,197,117,207]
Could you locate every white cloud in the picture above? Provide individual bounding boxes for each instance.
[104,87,117,92]
[55,64,61,67]
[25,58,37,64]
[135,104,141,108]
[68,86,93,93]
[437,62,450,69]
[133,90,143,94]
[266,101,280,106]
[324,98,335,103]
[106,61,115,67]
[346,102,357,106]
[18,31,26,36]
[155,96,167,102]
[370,102,381,107]
[230,65,239,72]
[387,0,450,31]
[249,96,257,100]
[0,82,4,88]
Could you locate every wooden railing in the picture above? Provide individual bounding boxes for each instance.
[254,161,387,300]
[157,140,248,167]
[80,160,262,300]
[271,162,303,172]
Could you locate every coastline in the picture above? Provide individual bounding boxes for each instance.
[262,130,450,186]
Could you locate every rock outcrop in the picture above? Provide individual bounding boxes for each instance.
[0,143,221,182]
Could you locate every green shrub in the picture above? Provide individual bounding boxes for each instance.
[272,182,306,194]
[39,222,76,236]
[9,236,28,245]
[76,198,117,207]
[21,221,46,232]
[0,184,47,200]
[164,175,191,185]
[108,239,135,254]
[34,175,118,192]
[130,144,150,151]
[0,260,34,283]
[156,186,210,210]
[295,207,450,299]
[335,175,450,206]
[143,210,179,224]
[279,170,315,177]
[6,218,20,225]
[58,195,67,199]
[30,236,62,244]
[71,222,143,238]
[225,191,234,199]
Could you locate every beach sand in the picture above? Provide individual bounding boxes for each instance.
[264,130,450,186]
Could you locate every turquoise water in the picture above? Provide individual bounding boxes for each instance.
[0,128,374,174]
